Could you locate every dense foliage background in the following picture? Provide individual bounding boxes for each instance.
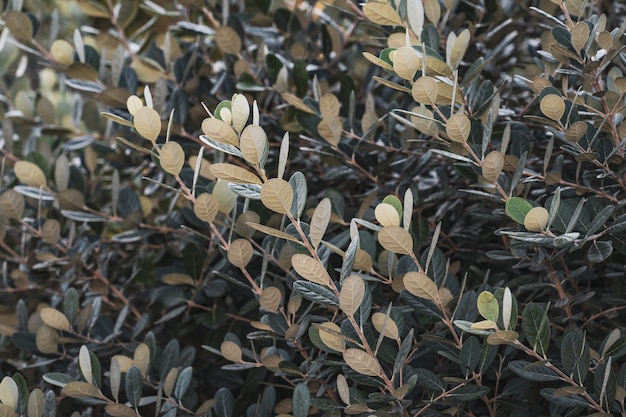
[1,0,626,416]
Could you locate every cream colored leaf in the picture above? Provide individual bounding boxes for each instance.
[228,238,254,268]
[162,273,195,286]
[126,95,143,116]
[471,320,499,330]
[133,343,150,378]
[362,52,394,72]
[110,357,121,402]
[319,322,346,352]
[393,47,420,81]
[0,377,18,410]
[133,106,161,141]
[424,0,441,24]
[231,94,250,134]
[354,249,373,272]
[35,324,58,354]
[372,312,399,339]
[375,203,401,227]
[163,368,178,397]
[524,207,549,232]
[40,307,70,331]
[112,355,134,373]
[482,151,505,183]
[42,219,61,245]
[201,118,239,146]
[50,40,75,66]
[194,193,219,223]
[363,2,403,26]
[209,163,262,184]
[339,274,366,316]
[412,76,438,105]
[310,198,332,249]
[104,404,137,417]
[240,125,267,166]
[220,341,242,362]
[79,345,93,384]
[407,0,424,37]
[565,121,587,142]
[261,178,293,214]
[215,26,242,54]
[245,222,302,244]
[343,348,381,376]
[213,180,237,214]
[234,211,259,237]
[571,22,589,53]
[425,56,451,76]
[446,113,471,143]
[291,254,331,286]
[318,117,342,146]
[540,94,565,122]
[337,374,350,405]
[63,381,103,399]
[410,106,439,136]
[320,94,341,118]
[449,29,470,70]
[260,287,282,312]
[377,226,413,255]
[281,93,316,114]
[27,388,44,417]
[55,154,70,191]
[403,271,438,302]
[487,330,519,345]
[159,141,185,176]
[14,161,46,187]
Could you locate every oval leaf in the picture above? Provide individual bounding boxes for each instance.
[291,254,331,286]
[261,178,293,214]
[159,141,185,176]
[343,348,381,377]
[378,226,413,255]
[339,274,366,316]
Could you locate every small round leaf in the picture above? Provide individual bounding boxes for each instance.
[133,106,161,141]
[159,141,185,176]
[539,94,565,122]
[446,114,471,143]
[261,178,293,214]
[194,193,219,223]
[524,206,549,232]
[227,238,254,268]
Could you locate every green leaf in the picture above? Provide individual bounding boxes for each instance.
[12,373,27,414]
[382,195,403,222]
[505,197,533,225]
[540,387,589,408]
[413,368,445,394]
[214,388,233,417]
[448,384,490,401]
[63,288,79,326]
[340,237,359,282]
[293,59,308,98]
[125,366,142,408]
[289,171,307,220]
[292,383,310,417]
[586,205,615,236]
[587,241,612,263]
[293,281,339,307]
[561,331,590,384]
[42,373,76,388]
[593,361,616,407]
[508,360,561,382]
[459,336,481,376]
[174,366,192,400]
[522,302,550,357]
[477,291,499,322]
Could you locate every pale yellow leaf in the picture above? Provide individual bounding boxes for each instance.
[339,275,365,316]
[133,106,161,141]
[14,161,46,188]
[215,26,242,54]
[261,178,293,214]
[40,307,70,331]
[202,118,239,146]
[318,117,342,146]
[372,312,399,339]
[392,47,420,80]
[228,238,254,268]
[209,163,262,184]
[540,94,565,122]
[194,193,219,223]
[320,94,340,118]
[309,198,332,249]
[231,93,250,133]
[318,322,345,352]
[291,254,331,286]
[159,141,185,176]
[363,2,403,26]
[260,287,282,312]
[126,95,143,116]
[0,377,18,410]
[403,271,438,302]
[446,114,471,143]
[412,76,438,105]
[220,341,243,362]
[377,226,413,255]
[343,348,381,376]
[63,381,103,399]
[104,404,137,417]
[240,125,268,166]
[133,343,150,377]
[375,203,400,227]
[449,29,470,70]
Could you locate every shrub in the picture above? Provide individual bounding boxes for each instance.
[1,0,626,417]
